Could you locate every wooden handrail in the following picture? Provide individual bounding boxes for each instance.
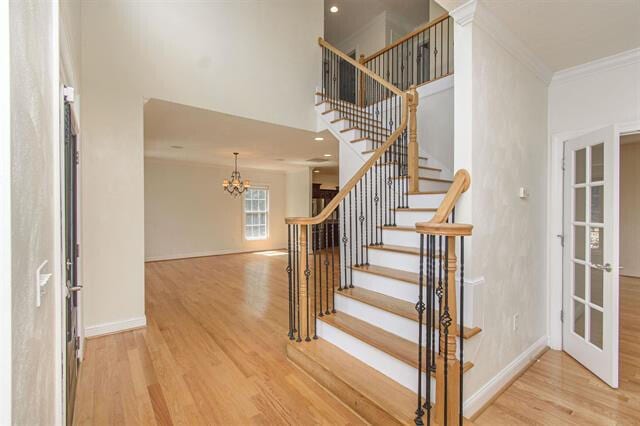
[318,38,405,98]
[286,97,408,225]
[415,222,472,236]
[363,13,450,63]
[423,169,470,227]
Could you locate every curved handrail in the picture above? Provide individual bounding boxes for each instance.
[363,13,450,64]
[286,39,411,226]
[415,168,471,234]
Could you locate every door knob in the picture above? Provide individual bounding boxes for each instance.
[590,263,612,273]
[68,285,83,292]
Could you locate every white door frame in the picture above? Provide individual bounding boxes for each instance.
[548,121,640,353]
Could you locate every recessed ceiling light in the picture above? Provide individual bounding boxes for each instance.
[170,145,184,149]
[313,169,320,173]
[323,153,332,157]
[314,137,324,141]
[330,6,338,13]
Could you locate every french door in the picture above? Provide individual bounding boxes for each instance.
[64,95,81,423]
[562,126,618,387]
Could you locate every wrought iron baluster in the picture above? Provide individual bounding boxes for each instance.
[459,236,465,426]
[324,222,330,315]
[415,234,426,425]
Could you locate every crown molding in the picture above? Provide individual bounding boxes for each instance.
[450,0,553,85]
[551,47,640,86]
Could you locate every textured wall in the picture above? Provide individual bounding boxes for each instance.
[10,0,58,423]
[463,24,549,398]
[144,159,288,260]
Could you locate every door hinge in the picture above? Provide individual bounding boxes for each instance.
[561,158,565,171]
[75,150,80,165]
[63,86,75,103]
[75,336,80,351]
[76,243,80,258]
[560,309,564,323]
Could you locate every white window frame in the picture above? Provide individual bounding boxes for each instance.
[243,186,269,241]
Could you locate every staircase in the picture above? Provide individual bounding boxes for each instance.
[286,16,476,425]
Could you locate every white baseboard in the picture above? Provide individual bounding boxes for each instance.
[464,335,548,417]
[85,316,147,338]
[145,247,286,262]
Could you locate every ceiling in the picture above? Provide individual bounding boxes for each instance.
[324,0,429,44]
[144,99,338,171]
[437,0,640,72]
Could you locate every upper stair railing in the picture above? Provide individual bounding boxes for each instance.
[414,170,472,426]
[286,38,416,342]
[360,14,453,95]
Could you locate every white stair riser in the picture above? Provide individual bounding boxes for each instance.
[420,168,444,179]
[408,193,445,209]
[317,320,435,397]
[334,294,467,353]
[367,249,421,274]
[382,228,421,246]
[352,269,417,302]
[419,179,451,192]
[395,210,435,227]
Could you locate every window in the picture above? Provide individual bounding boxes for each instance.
[244,187,268,240]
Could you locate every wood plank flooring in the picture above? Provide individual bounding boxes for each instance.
[74,253,640,425]
[73,252,365,425]
[475,275,640,425]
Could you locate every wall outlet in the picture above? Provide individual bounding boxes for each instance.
[512,313,520,331]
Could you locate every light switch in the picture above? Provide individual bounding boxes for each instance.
[519,187,529,199]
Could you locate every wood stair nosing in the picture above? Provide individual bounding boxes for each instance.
[340,126,391,138]
[391,207,438,213]
[287,339,416,425]
[339,286,481,339]
[319,312,474,374]
[408,190,448,195]
[330,116,384,127]
[321,108,374,120]
[379,225,418,233]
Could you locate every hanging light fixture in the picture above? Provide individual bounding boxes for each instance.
[222,152,250,197]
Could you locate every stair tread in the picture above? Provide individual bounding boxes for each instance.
[394,176,453,183]
[320,312,474,374]
[363,149,428,160]
[353,263,419,284]
[287,339,416,424]
[340,287,481,339]
[367,244,422,255]
[322,108,374,119]
[380,225,418,232]
[409,190,448,195]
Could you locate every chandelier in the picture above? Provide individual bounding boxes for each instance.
[222,152,250,197]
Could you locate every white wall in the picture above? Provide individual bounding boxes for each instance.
[0,1,11,422]
[417,75,454,174]
[9,0,61,424]
[286,168,312,218]
[620,141,640,277]
[145,159,288,261]
[451,3,549,413]
[547,51,640,347]
[334,11,388,59]
[81,1,323,333]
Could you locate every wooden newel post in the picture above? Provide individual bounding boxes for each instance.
[358,54,366,107]
[297,224,314,341]
[436,235,461,425]
[408,86,419,193]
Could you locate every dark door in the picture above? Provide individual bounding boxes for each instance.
[63,98,80,425]
[339,50,357,103]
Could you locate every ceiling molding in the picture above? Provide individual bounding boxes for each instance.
[450,0,553,85]
[551,47,640,86]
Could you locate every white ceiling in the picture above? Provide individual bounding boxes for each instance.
[325,0,429,44]
[144,99,338,171]
[438,0,640,72]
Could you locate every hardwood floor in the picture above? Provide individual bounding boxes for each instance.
[475,275,640,425]
[74,253,640,425]
[73,252,365,425]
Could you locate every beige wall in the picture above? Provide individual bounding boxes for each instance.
[286,168,312,218]
[144,159,288,261]
[81,0,323,331]
[621,140,640,277]
[10,0,60,423]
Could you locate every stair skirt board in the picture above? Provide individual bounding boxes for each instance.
[334,293,465,352]
[351,269,419,302]
[316,319,436,397]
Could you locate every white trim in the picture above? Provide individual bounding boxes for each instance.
[145,247,286,262]
[464,336,548,416]
[450,0,553,84]
[551,48,640,86]
[84,316,147,338]
[0,0,12,422]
